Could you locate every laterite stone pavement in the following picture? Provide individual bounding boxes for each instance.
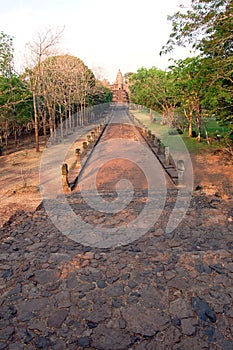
[0,106,233,349]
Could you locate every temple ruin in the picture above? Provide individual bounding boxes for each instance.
[111,69,129,103]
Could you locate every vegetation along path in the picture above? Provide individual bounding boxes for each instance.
[0,105,233,349]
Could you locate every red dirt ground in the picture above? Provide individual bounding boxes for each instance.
[0,135,232,228]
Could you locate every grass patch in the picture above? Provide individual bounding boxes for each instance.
[131,109,225,154]
[203,118,228,135]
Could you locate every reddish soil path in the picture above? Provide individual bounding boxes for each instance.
[0,106,232,228]
[0,106,232,349]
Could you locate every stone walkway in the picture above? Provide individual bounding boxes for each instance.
[0,106,233,349]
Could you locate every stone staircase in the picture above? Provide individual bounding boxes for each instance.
[112,88,129,103]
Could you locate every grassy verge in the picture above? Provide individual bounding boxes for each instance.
[131,109,225,154]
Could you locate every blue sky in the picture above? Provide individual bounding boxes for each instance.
[0,0,191,82]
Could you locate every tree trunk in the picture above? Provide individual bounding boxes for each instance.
[4,120,9,146]
[80,105,83,127]
[4,132,8,147]
[42,109,47,143]
[65,106,68,136]
[33,92,40,152]
[14,127,17,146]
[68,106,72,130]
[149,108,152,123]
[76,110,79,127]
[188,111,193,137]
[203,121,210,144]
[83,102,86,125]
[49,115,53,141]
[196,118,201,142]
[196,104,202,142]
[59,104,64,142]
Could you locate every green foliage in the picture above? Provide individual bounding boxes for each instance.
[0,31,14,77]
[0,75,33,145]
[0,75,33,124]
[90,80,112,105]
[161,0,232,133]
[161,0,232,57]
[130,55,232,140]
[0,30,112,149]
[129,67,178,126]
[133,109,227,153]
[0,32,33,145]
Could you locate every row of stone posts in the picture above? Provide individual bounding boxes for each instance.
[61,123,105,191]
[145,126,185,185]
[130,113,185,186]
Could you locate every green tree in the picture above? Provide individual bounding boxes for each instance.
[169,57,206,139]
[0,75,33,146]
[129,67,178,125]
[162,0,233,131]
[0,32,33,147]
[0,31,14,77]
[90,80,112,105]
[199,56,233,131]
[161,0,232,57]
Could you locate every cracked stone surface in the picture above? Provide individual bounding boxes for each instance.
[0,106,233,349]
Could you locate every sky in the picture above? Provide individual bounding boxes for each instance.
[0,0,191,83]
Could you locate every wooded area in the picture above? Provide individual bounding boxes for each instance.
[0,0,232,153]
[0,28,112,153]
[129,0,232,145]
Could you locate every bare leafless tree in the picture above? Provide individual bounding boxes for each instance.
[24,27,64,151]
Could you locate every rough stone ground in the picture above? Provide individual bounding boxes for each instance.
[0,107,233,349]
[0,126,96,228]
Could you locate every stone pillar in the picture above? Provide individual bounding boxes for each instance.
[87,135,92,148]
[164,146,170,166]
[61,163,70,191]
[91,131,95,143]
[147,130,152,140]
[82,141,88,157]
[157,139,161,154]
[177,160,185,185]
[75,148,81,167]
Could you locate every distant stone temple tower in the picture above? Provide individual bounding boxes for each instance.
[111,69,129,103]
[116,69,124,90]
